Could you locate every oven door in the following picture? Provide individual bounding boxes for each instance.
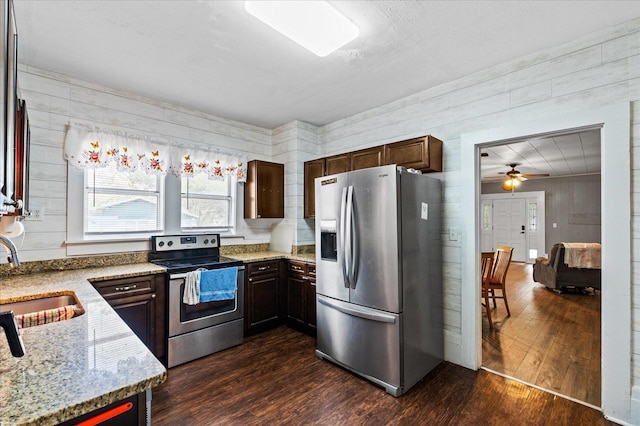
[168,266,244,337]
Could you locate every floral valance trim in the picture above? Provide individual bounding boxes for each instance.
[64,123,248,182]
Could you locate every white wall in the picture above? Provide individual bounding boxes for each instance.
[271,120,318,246]
[18,65,275,261]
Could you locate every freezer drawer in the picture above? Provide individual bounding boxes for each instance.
[316,295,402,395]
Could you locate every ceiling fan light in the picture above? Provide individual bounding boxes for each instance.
[245,1,359,57]
[502,178,521,191]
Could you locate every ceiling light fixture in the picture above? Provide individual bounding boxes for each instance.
[502,178,521,192]
[244,1,359,57]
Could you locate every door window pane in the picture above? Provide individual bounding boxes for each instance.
[529,203,538,231]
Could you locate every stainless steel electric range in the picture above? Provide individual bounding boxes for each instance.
[149,234,245,368]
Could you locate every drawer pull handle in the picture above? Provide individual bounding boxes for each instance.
[302,276,309,280]
[115,285,137,292]
[292,265,302,270]
[258,266,270,271]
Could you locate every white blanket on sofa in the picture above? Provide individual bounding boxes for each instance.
[562,242,601,269]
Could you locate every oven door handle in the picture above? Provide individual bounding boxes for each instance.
[169,265,245,280]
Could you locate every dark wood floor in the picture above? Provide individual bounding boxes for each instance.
[482,262,601,407]
[152,326,612,425]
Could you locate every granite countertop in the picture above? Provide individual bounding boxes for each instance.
[0,263,167,425]
[229,251,316,264]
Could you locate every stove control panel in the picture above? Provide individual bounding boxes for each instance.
[152,234,219,251]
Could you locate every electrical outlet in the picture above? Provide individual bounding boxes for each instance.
[24,209,44,221]
[449,227,458,241]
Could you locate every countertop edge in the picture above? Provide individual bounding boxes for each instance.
[0,263,168,425]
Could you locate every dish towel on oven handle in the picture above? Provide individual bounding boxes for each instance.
[199,267,238,302]
[183,268,206,305]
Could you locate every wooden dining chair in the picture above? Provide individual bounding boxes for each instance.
[481,252,495,329]
[481,245,513,329]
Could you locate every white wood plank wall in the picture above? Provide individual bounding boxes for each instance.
[272,121,319,247]
[18,65,274,261]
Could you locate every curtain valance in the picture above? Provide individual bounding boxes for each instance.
[64,123,248,182]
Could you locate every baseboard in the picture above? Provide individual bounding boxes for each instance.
[443,329,464,367]
[628,385,640,425]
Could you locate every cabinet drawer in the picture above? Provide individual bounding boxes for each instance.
[92,275,156,299]
[288,260,307,275]
[247,260,280,277]
[308,263,316,277]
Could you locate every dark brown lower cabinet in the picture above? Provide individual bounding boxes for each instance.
[91,274,166,364]
[287,260,316,336]
[244,260,282,334]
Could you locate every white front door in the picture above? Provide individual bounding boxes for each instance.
[480,191,546,263]
[492,198,526,262]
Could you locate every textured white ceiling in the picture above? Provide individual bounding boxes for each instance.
[13,0,640,130]
[480,129,601,182]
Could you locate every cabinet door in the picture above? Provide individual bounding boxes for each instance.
[384,135,443,172]
[351,146,385,171]
[244,160,284,218]
[304,158,325,218]
[110,293,156,351]
[325,153,350,176]
[244,260,281,334]
[247,274,279,328]
[92,274,165,363]
[287,274,306,326]
[306,279,316,329]
[307,263,316,328]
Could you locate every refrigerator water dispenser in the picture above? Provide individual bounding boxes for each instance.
[320,220,337,261]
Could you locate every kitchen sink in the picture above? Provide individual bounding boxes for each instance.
[0,292,85,318]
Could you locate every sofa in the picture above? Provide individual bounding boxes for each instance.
[533,243,601,291]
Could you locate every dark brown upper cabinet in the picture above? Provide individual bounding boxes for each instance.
[302,135,443,218]
[325,153,350,176]
[244,160,284,219]
[303,159,325,219]
[351,146,385,171]
[384,135,442,172]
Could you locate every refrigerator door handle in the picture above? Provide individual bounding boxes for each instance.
[318,296,397,324]
[348,185,359,288]
[339,186,350,288]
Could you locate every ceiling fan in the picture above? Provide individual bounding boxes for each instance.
[484,163,549,191]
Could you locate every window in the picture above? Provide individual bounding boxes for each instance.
[84,163,163,235]
[529,203,538,231]
[181,173,236,231]
[483,204,491,230]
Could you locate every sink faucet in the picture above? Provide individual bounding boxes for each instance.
[0,311,25,357]
[0,233,20,267]
[0,230,24,357]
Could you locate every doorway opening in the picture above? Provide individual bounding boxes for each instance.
[478,132,601,407]
[459,103,630,420]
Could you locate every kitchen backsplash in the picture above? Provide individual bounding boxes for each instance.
[0,243,316,278]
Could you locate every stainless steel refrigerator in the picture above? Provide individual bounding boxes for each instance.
[315,164,443,397]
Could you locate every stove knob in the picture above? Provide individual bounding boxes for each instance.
[167,241,173,247]
[158,241,165,247]
[204,239,209,245]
